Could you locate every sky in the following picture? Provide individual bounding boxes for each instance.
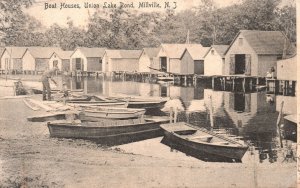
[25,0,240,28]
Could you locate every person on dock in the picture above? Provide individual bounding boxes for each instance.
[41,62,59,101]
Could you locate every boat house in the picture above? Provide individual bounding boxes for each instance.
[138,48,160,73]
[223,30,294,77]
[22,47,62,72]
[102,50,142,73]
[0,47,27,73]
[204,45,229,76]
[70,47,106,72]
[157,44,204,74]
[180,46,209,75]
[49,51,73,72]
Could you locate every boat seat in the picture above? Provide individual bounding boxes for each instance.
[190,135,213,142]
[213,141,229,145]
[190,135,213,140]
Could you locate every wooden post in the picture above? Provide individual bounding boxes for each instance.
[276,101,284,148]
[232,77,235,91]
[212,77,215,89]
[174,108,178,123]
[209,96,214,129]
[186,112,190,123]
[242,77,246,92]
[169,107,174,123]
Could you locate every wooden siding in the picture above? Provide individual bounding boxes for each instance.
[35,58,49,71]
[12,59,22,70]
[110,59,139,72]
[204,49,224,76]
[139,52,151,72]
[169,59,181,74]
[62,59,70,72]
[277,56,296,80]
[22,51,35,71]
[86,57,102,72]
[224,33,258,76]
[49,54,62,71]
[70,50,87,71]
[180,50,195,74]
[194,60,204,74]
[0,50,9,70]
[257,55,278,77]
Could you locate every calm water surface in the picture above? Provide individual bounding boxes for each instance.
[63,76,297,164]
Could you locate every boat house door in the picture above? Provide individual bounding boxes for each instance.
[235,54,246,74]
[160,57,167,72]
[75,58,83,71]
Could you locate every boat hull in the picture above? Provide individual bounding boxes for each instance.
[47,121,164,146]
[80,111,144,121]
[162,130,247,160]
[160,123,248,161]
[127,101,167,109]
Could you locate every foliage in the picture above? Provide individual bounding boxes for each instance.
[0,0,296,48]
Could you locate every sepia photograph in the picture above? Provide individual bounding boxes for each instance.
[0,0,298,187]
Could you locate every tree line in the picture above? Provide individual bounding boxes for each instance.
[0,0,296,50]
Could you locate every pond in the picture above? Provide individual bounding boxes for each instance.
[62,76,297,164]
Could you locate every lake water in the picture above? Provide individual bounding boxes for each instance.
[62,76,297,164]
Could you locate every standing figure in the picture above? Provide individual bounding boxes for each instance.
[41,62,59,101]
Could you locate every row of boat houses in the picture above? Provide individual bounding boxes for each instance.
[0,30,296,81]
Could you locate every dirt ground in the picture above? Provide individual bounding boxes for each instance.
[0,82,297,188]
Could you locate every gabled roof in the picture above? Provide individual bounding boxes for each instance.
[160,43,203,59]
[105,50,142,59]
[181,46,210,60]
[4,47,28,58]
[225,30,294,55]
[51,51,73,59]
[0,47,5,57]
[75,47,106,58]
[212,45,229,58]
[204,45,229,58]
[142,48,160,58]
[27,47,62,58]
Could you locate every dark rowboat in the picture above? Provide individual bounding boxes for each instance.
[160,122,249,161]
[80,107,146,121]
[281,114,297,141]
[47,118,169,146]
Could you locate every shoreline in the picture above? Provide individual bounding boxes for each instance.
[0,85,297,187]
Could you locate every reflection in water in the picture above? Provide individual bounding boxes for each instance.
[64,77,297,164]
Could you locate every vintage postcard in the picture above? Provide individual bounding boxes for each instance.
[0,0,298,187]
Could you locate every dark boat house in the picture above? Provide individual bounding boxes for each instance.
[224,30,294,77]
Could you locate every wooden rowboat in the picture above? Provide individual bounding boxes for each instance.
[66,96,128,108]
[27,111,79,122]
[100,94,168,109]
[47,118,169,146]
[160,122,249,161]
[80,107,146,121]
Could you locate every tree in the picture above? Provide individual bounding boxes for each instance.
[0,0,34,45]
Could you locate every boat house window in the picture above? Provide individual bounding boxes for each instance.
[211,50,215,55]
[238,38,243,46]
